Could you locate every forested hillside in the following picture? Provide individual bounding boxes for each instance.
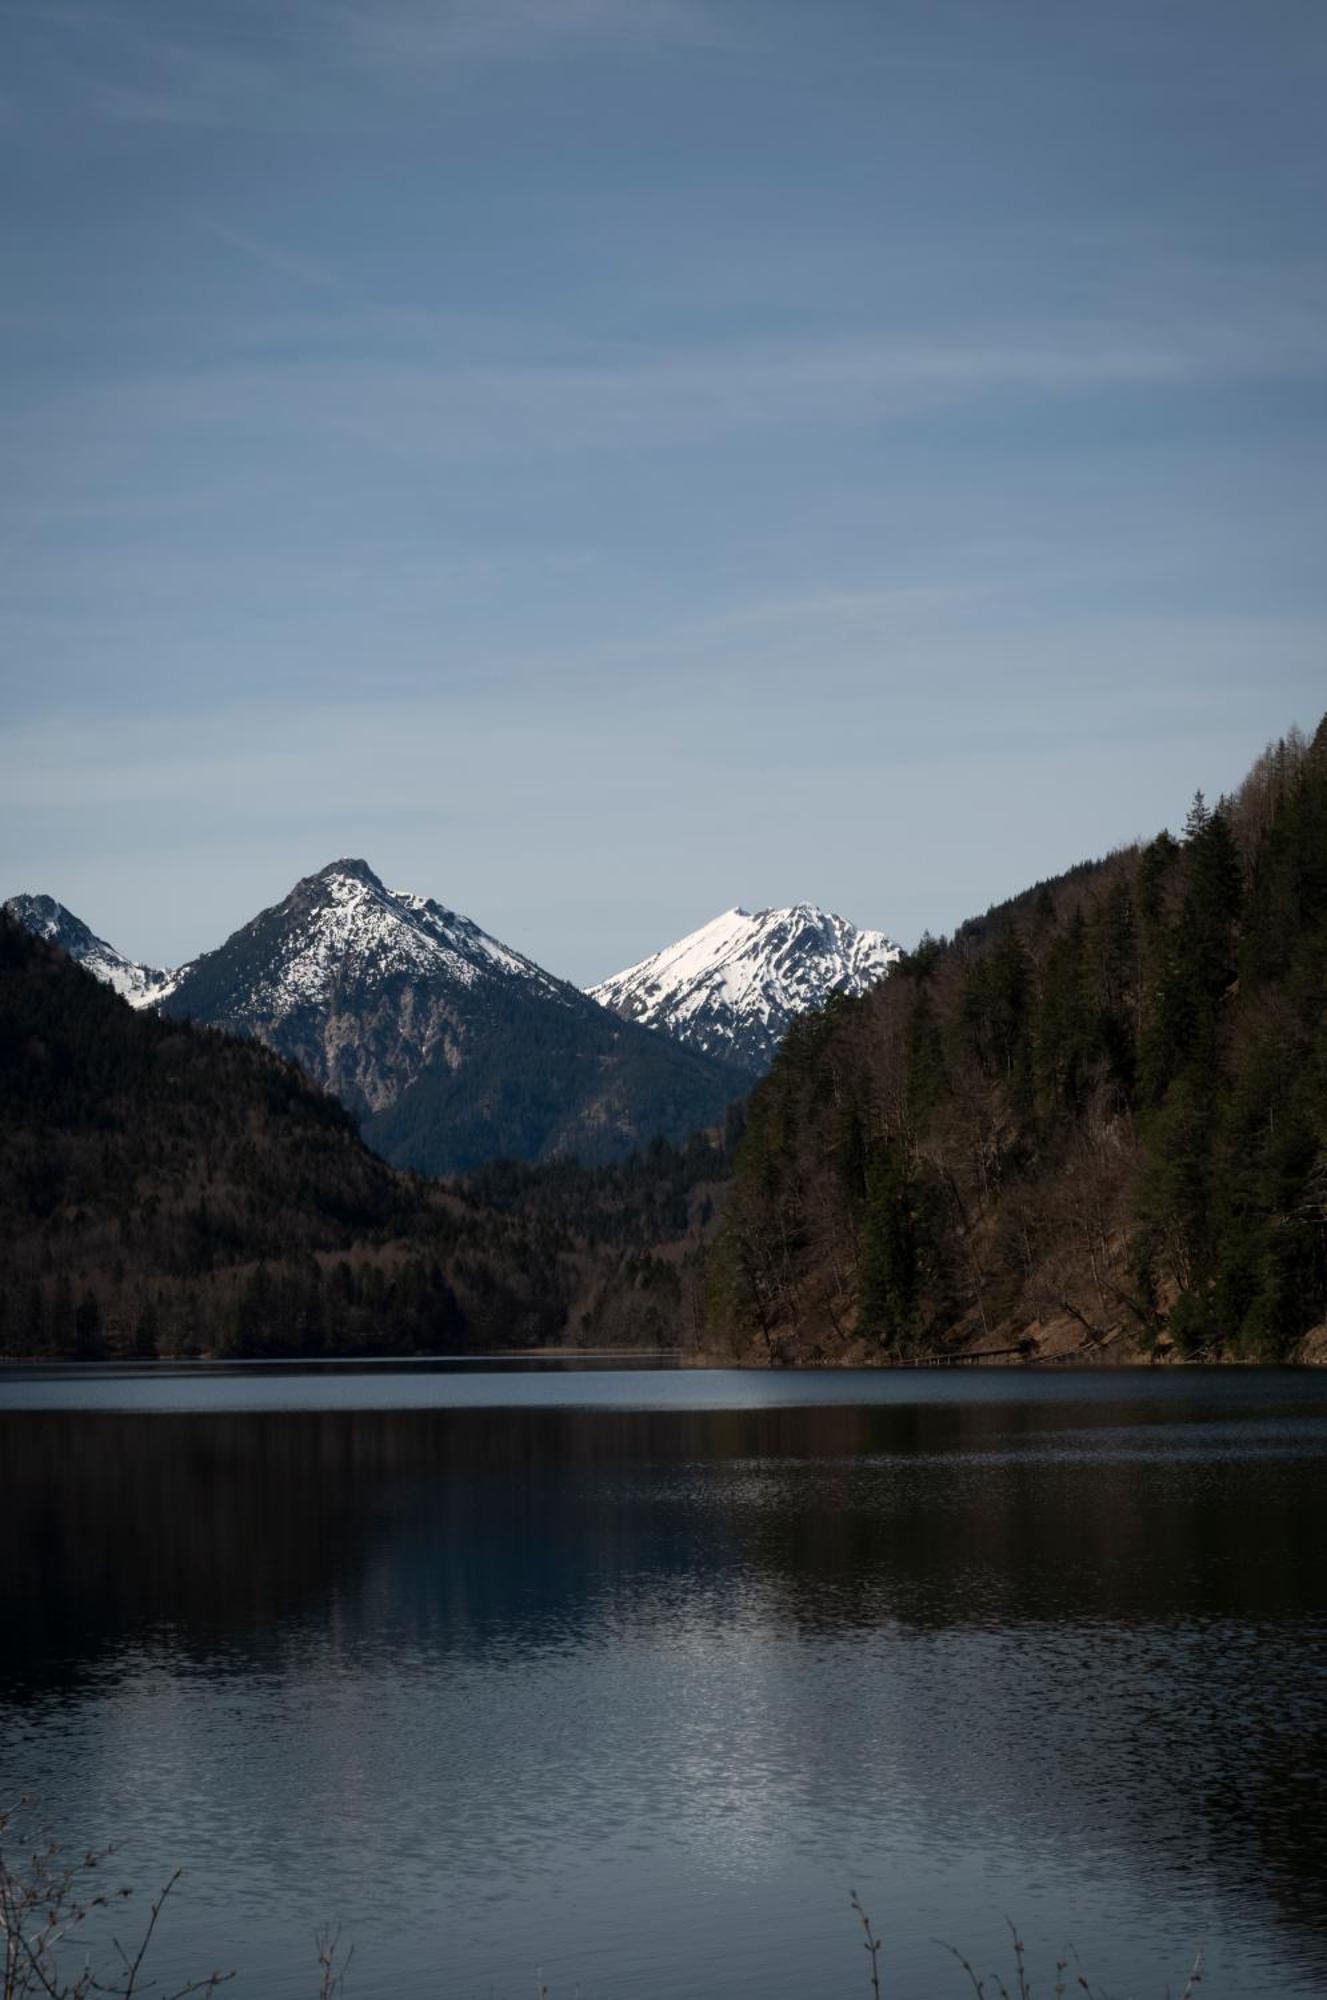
[707,719,1327,1365]
[9,712,1326,1368]
[0,916,717,1359]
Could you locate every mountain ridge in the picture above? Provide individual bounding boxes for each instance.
[3,893,177,1010]
[149,859,748,1174]
[158,857,570,1120]
[591,901,900,1073]
[9,870,893,1174]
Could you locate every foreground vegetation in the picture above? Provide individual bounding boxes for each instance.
[0,1803,228,2000]
[710,718,1327,1365]
[0,1806,1202,1999]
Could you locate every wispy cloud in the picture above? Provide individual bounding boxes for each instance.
[332,0,724,67]
[14,15,299,133]
[11,302,1323,479]
[195,219,341,292]
[2,0,727,138]
[5,604,1323,976]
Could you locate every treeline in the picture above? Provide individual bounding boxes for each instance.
[11,712,1326,1368]
[0,917,712,1359]
[708,718,1327,1364]
[464,1121,738,1251]
[458,1125,740,1350]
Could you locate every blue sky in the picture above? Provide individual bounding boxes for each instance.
[2,0,1325,983]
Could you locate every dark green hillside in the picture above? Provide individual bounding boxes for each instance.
[0,913,408,1242]
[365,990,750,1175]
[465,1118,741,1250]
[0,917,715,1358]
[707,718,1327,1365]
[458,1124,740,1347]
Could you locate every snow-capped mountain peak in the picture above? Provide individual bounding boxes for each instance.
[3,867,753,1172]
[589,901,900,1073]
[154,858,573,1116]
[3,892,176,1009]
[155,858,748,1161]
[238,858,559,1014]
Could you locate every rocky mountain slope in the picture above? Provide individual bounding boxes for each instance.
[3,893,176,1009]
[159,859,564,1119]
[591,903,900,1073]
[156,860,748,1174]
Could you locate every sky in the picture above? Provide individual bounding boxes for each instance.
[2,0,1325,985]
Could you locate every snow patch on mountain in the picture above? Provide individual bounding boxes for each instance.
[4,863,561,1029]
[153,858,748,1161]
[233,858,563,1020]
[4,893,177,1009]
[590,902,900,1072]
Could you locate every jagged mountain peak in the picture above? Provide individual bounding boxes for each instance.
[292,857,520,948]
[165,859,564,1042]
[314,856,381,885]
[590,900,901,1073]
[157,862,746,1168]
[6,891,91,949]
[3,891,176,1010]
[7,868,756,1174]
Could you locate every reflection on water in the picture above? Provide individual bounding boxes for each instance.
[2,1368,1326,1998]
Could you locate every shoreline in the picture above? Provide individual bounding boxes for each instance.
[0,1349,1321,1372]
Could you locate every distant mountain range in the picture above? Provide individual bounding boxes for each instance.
[12,714,1323,1368]
[591,903,899,1073]
[5,870,898,1173]
[157,860,754,1175]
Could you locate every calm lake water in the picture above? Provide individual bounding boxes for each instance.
[3,1363,1327,1999]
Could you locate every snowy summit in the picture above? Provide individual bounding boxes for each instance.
[164,857,562,1030]
[155,857,570,1119]
[590,903,900,1074]
[2,893,176,1009]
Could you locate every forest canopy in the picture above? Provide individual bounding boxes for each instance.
[707,718,1327,1365]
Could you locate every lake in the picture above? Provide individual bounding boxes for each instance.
[2,1363,1326,1999]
